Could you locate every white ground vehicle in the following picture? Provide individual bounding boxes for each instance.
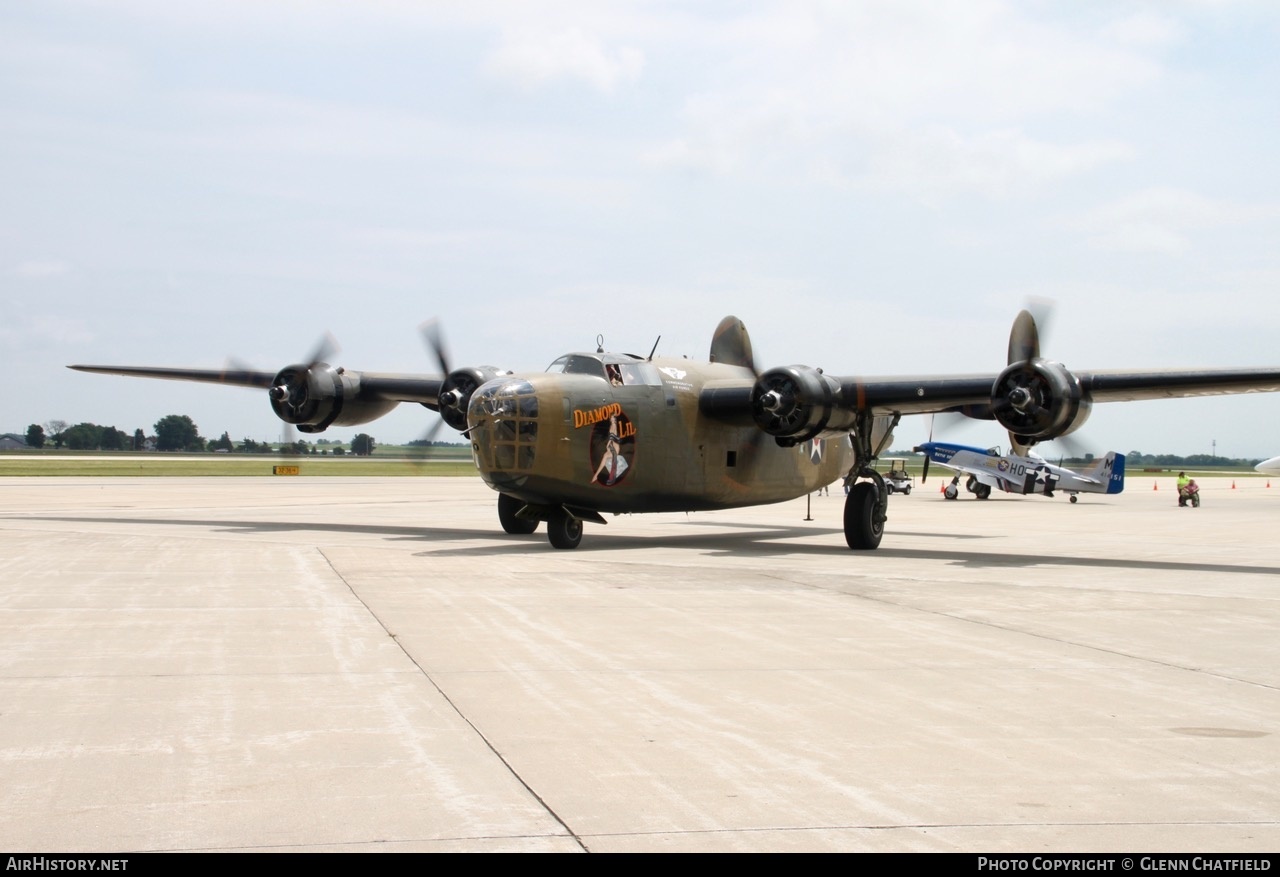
[882,458,914,495]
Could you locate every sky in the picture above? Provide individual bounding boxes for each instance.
[4,0,1280,458]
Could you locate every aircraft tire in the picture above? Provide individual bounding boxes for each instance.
[844,482,884,550]
[547,509,583,549]
[1069,495,1078,504]
[497,493,538,534]
[975,484,991,500]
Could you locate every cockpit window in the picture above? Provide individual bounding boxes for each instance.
[616,361,662,387]
[546,354,660,386]
[546,355,606,379]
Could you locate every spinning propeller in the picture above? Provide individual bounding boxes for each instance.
[416,319,508,450]
[268,333,340,435]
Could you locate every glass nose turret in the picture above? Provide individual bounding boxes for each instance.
[467,377,540,474]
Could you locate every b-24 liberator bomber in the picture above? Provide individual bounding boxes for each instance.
[71,310,1280,550]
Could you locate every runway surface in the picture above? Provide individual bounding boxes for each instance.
[1,474,1277,852]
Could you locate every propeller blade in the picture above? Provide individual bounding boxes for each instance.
[303,332,339,368]
[1041,432,1092,464]
[421,415,447,449]
[1007,309,1040,365]
[420,319,451,376]
[922,455,930,484]
[402,416,447,469]
[1025,296,1054,348]
[1008,432,1032,458]
[416,317,470,439]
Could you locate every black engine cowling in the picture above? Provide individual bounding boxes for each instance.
[751,365,855,445]
[990,359,1092,446]
[438,366,507,431]
[269,364,396,433]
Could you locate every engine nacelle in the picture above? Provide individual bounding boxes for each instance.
[438,366,508,431]
[269,364,396,433]
[751,365,854,445]
[990,359,1092,446]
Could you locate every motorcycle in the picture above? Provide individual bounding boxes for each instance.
[1178,480,1201,508]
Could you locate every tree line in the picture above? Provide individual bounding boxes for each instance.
[25,417,376,456]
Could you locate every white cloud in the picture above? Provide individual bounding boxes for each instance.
[484,27,644,93]
[864,127,1134,202]
[1101,11,1185,47]
[646,1,1168,198]
[0,314,93,347]
[13,261,71,278]
[1077,187,1280,253]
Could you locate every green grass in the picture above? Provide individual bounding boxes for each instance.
[0,454,477,477]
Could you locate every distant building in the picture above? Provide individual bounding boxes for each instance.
[0,434,28,450]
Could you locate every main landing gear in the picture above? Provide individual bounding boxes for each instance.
[944,475,990,500]
[966,476,991,500]
[844,481,884,550]
[841,412,898,550]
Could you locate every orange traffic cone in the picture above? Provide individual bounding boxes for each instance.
[939,483,945,494]
[1232,481,1237,489]
[1152,481,1158,491]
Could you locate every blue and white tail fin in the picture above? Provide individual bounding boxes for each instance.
[1086,452,1125,494]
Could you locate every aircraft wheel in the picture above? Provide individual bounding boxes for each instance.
[497,493,538,535]
[965,475,978,493]
[547,510,583,550]
[1069,495,1078,504]
[944,482,959,500]
[975,484,991,500]
[844,482,884,550]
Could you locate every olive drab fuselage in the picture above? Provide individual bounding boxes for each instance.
[466,353,850,513]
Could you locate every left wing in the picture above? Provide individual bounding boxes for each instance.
[69,363,446,433]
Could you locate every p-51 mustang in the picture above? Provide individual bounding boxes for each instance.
[71,310,1280,550]
[915,441,1124,503]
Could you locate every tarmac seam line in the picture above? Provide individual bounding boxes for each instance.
[316,547,591,854]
